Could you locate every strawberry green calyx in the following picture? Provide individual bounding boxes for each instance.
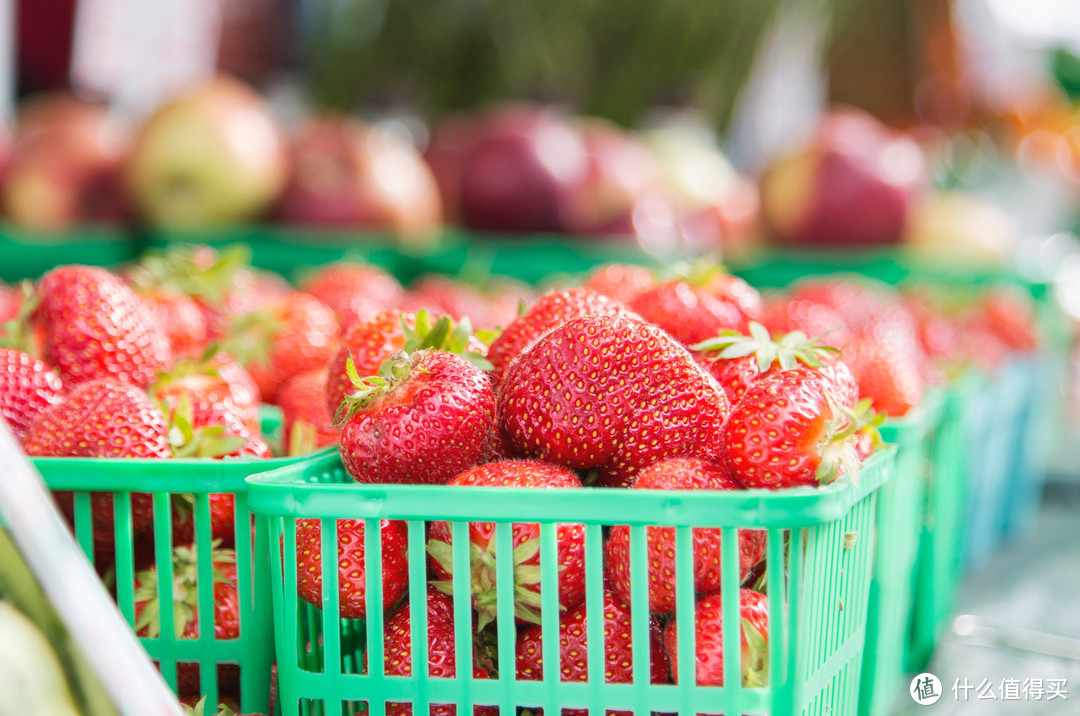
[163,393,250,459]
[693,321,839,373]
[183,695,239,716]
[845,397,885,449]
[814,393,870,486]
[661,257,727,287]
[287,419,320,456]
[135,544,235,640]
[426,536,548,630]
[136,244,252,307]
[221,307,284,369]
[400,310,492,372]
[333,349,415,426]
[742,619,770,688]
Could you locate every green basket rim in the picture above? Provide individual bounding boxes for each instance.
[880,387,946,443]
[32,451,315,492]
[244,446,895,527]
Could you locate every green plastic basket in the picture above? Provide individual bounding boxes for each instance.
[905,373,981,671]
[246,447,896,716]
[859,394,942,716]
[140,226,426,286]
[32,454,305,713]
[417,231,663,286]
[0,223,139,283]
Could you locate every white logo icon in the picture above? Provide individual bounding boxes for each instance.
[911,673,943,705]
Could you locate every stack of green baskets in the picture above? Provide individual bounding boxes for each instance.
[858,392,944,716]
[246,447,895,716]
[32,452,306,713]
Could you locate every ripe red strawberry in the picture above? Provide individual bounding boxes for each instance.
[134,546,240,697]
[294,517,409,620]
[498,314,731,488]
[171,492,238,549]
[0,347,64,441]
[486,288,636,381]
[629,280,746,346]
[841,335,924,417]
[692,322,846,406]
[325,310,411,417]
[0,281,18,323]
[476,277,537,331]
[208,351,262,407]
[365,586,496,716]
[339,350,496,485]
[760,296,853,350]
[278,368,339,455]
[606,458,766,614]
[140,289,210,358]
[409,274,489,326]
[150,352,261,436]
[788,277,895,335]
[25,379,169,549]
[515,588,669,715]
[427,460,586,628]
[707,273,764,324]
[24,377,171,459]
[722,367,872,489]
[664,588,769,687]
[226,292,339,402]
[979,287,1038,352]
[583,263,656,307]
[35,265,172,387]
[299,262,405,330]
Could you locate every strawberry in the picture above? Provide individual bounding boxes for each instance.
[515,588,669,715]
[692,322,845,406]
[788,276,895,335]
[25,378,169,549]
[139,289,210,358]
[225,292,339,402]
[134,546,240,697]
[0,347,64,441]
[338,349,496,485]
[979,287,1038,352]
[172,493,238,549]
[24,377,171,459]
[664,588,769,687]
[409,275,490,326]
[760,296,853,350]
[476,277,537,331]
[486,288,636,381]
[0,281,18,323]
[277,368,339,455]
[365,586,496,716]
[841,334,924,417]
[606,458,765,614]
[721,367,875,489]
[294,517,409,620]
[34,265,172,387]
[583,262,656,307]
[629,280,746,346]
[325,310,488,418]
[299,262,405,330]
[150,350,261,436]
[498,314,731,488]
[208,351,262,407]
[427,460,586,628]
[183,696,265,716]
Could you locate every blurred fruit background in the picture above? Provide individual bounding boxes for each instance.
[3,1,1080,714]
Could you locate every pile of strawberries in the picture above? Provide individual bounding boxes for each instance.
[0,247,1039,710]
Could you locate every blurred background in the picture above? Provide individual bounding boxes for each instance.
[5,1,1080,713]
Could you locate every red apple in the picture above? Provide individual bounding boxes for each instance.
[125,75,288,228]
[458,104,588,234]
[275,115,442,244]
[2,92,129,231]
[760,107,928,246]
[424,112,482,225]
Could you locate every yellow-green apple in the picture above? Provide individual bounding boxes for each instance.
[904,191,1015,265]
[760,107,928,246]
[458,104,588,233]
[274,115,442,247]
[125,75,287,228]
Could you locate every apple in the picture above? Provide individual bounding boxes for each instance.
[125,75,288,228]
[458,104,588,234]
[274,115,442,246]
[562,119,663,236]
[2,92,129,231]
[424,112,482,225]
[760,107,928,246]
[904,191,1015,265]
